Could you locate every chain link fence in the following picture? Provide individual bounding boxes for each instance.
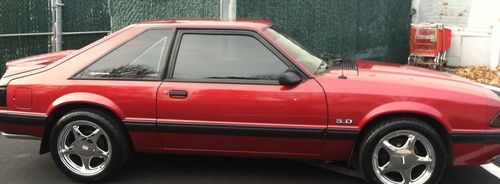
[238,0,412,63]
[0,0,411,76]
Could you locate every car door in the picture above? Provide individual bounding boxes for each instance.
[156,29,328,156]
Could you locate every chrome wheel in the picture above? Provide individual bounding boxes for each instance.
[372,130,435,184]
[57,120,112,176]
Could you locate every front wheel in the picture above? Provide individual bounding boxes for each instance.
[359,118,446,184]
[50,109,131,182]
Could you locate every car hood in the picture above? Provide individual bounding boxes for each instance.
[2,50,76,78]
[355,60,474,84]
[320,60,498,100]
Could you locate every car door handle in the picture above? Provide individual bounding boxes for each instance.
[168,90,188,98]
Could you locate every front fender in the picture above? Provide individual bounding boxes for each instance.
[358,101,450,131]
[46,92,125,120]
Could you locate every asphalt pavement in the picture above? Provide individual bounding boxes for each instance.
[0,136,498,184]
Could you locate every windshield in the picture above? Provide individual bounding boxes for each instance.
[264,27,324,74]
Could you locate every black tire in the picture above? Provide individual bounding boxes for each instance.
[49,109,131,183]
[358,118,446,184]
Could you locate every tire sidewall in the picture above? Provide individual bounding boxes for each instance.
[360,119,447,184]
[49,110,127,183]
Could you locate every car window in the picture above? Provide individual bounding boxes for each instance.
[172,34,289,81]
[75,29,171,80]
[264,27,323,74]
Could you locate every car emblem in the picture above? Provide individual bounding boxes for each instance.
[82,145,89,151]
[336,119,353,125]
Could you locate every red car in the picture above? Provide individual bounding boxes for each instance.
[0,19,499,183]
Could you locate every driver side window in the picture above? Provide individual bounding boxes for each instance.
[172,34,289,81]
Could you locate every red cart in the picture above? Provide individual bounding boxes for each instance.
[408,23,452,70]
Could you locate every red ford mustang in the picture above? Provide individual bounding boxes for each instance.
[0,19,499,183]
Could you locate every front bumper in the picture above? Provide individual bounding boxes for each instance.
[450,131,500,144]
[450,131,500,166]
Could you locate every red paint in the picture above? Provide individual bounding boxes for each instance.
[14,88,32,109]
[0,19,498,165]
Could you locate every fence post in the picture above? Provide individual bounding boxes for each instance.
[51,0,64,52]
[220,0,236,20]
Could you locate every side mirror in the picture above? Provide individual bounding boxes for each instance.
[278,70,302,86]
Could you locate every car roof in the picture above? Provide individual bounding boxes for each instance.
[135,18,273,29]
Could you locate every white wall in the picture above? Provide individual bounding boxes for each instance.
[412,0,500,68]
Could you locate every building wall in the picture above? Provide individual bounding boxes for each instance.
[413,0,500,67]
[237,0,412,63]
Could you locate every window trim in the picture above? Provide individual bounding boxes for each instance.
[164,29,308,85]
[70,28,176,81]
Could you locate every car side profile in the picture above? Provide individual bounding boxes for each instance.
[0,19,499,184]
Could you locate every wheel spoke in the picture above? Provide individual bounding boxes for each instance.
[88,128,102,143]
[60,145,76,156]
[416,155,433,165]
[81,156,93,171]
[404,134,417,150]
[379,162,395,174]
[72,125,85,140]
[95,148,109,159]
[382,140,399,152]
[401,169,413,184]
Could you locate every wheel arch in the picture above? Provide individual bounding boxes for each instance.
[46,92,125,119]
[350,106,454,167]
[357,101,451,131]
[40,93,128,154]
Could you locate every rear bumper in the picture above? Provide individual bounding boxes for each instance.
[450,131,500,166]
[1,132,41,140]
[0,112,46,138]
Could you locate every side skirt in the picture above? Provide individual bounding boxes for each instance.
[124,121,360,140]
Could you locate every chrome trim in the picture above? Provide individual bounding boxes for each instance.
[57,120,112,176]
[372,130,436,184]
[1,132,41,140]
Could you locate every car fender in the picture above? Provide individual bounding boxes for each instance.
[46,92,125,120]
[358,101,451,131]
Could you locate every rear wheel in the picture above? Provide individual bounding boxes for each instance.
[50,109,130,182]
[359,118,446,184]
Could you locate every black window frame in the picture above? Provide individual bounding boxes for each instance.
[164,29,309,85]
[70,27,176,81]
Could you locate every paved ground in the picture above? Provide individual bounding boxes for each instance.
[0,136,498,184]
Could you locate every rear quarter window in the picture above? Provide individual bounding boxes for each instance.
[75,29,171,80]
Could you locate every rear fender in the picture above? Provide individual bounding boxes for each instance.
[39,92,125,154]
[46,92,125,119]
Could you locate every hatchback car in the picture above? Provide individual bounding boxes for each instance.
[0,19,499,184]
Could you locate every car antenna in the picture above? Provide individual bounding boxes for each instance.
[334,55,347,79]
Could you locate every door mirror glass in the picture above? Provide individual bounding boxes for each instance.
[279,70,302,86]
